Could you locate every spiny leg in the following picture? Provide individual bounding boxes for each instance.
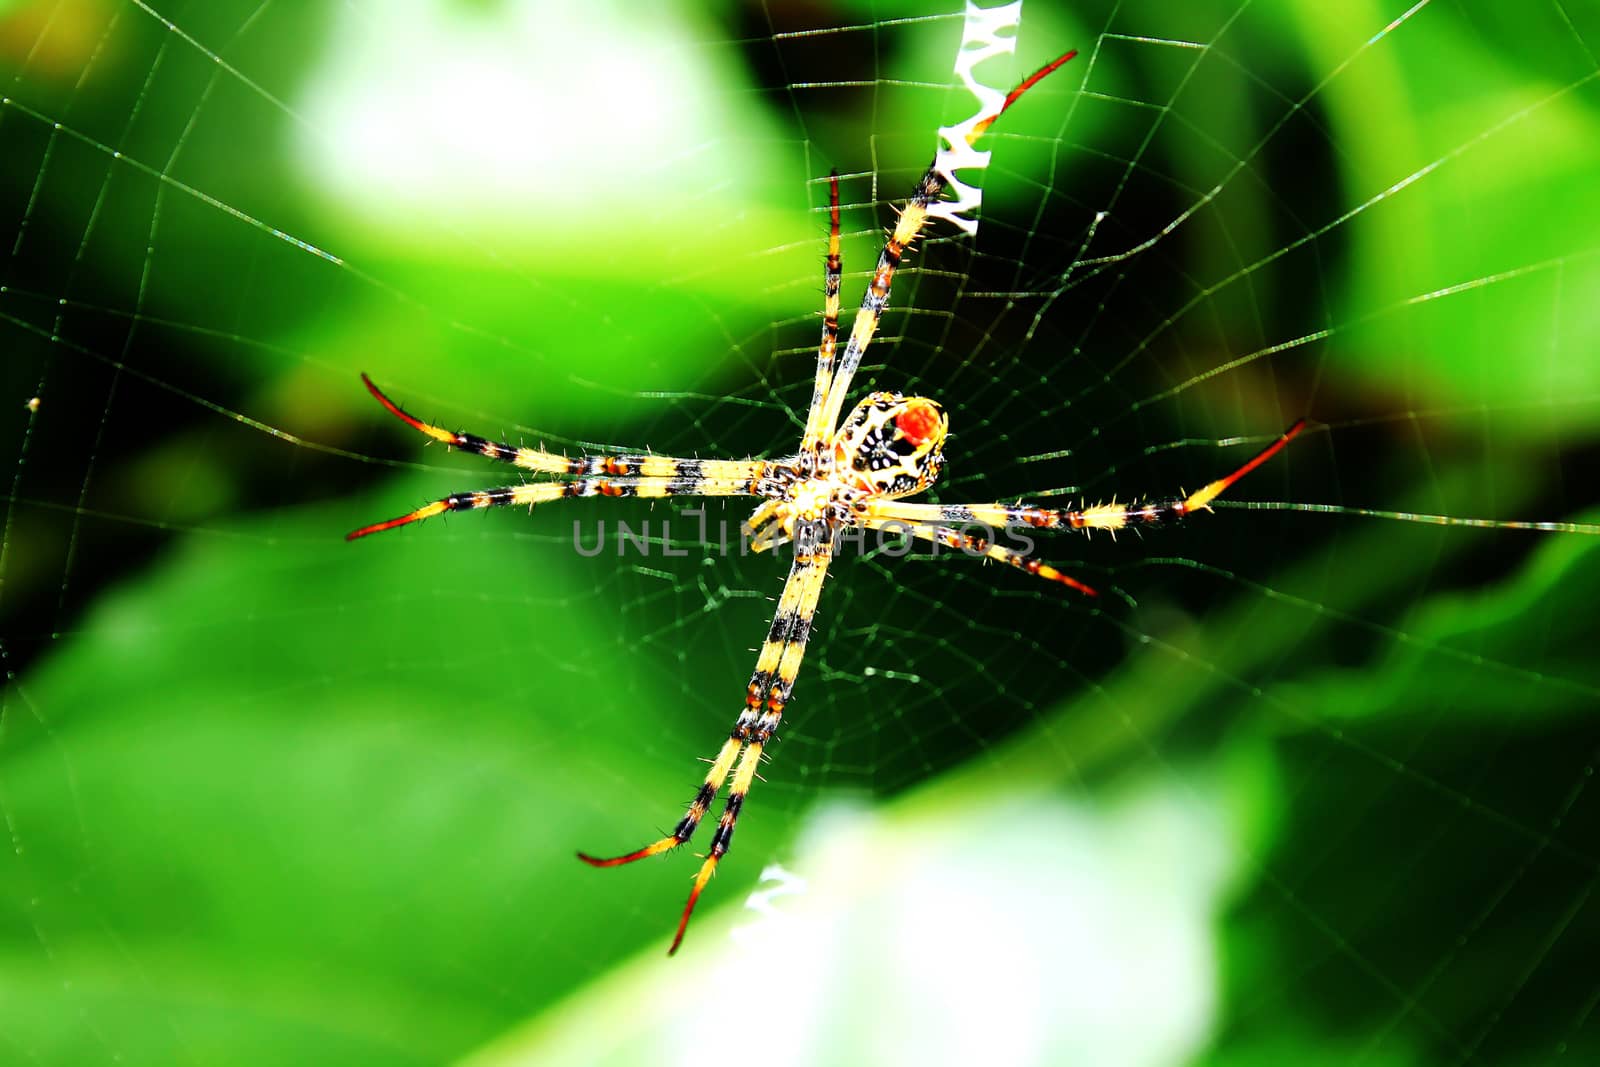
[579,537,836,954]
[580,542,834,877]
[813,49,1078,442]
[347,475,758,540]
[863,516,1097,596]
[864,420,1307,536]
[671,541,834,954]
[577,551,819,866]
[359,373,770,483]
[575,733,746,869]
[799,172,843,456]
[741,498,788,553]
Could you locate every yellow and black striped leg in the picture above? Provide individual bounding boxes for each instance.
[580,541,836,954]
[347,475,757,540]
[668,543,834,953]
[671,739,763,953]
[811,168,940,439]
[800,172,843,457]
[864,515,1098,597]
[863,420,1307,536]
[813,50,1078,440]
[575,733,746,869]
[576,553,817,867]
[358,373,771,484]
[742,499,794,554]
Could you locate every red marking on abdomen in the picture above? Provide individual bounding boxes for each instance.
[896,403,940,445]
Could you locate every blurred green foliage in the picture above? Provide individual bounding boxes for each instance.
[2,1,1598,1065]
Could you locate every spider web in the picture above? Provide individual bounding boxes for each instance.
[2,1,1598,1064]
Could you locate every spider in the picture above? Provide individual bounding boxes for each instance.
[348,48,1305,954]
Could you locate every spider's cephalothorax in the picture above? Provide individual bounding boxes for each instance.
[743,392,948,554]
[349,46,1304,956]
[832,391,948,498]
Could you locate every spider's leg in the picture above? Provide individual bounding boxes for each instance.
[749,528,795,555]
[813,49,1078,442]
[346,476,756,540]
[670,539,834,954]
[358,374,770,483]
[741,500,793,554]
[577,555,813,867]
[865,420,1307,535]
[864,516,1097,597]
[799,172,843,456]
[580,535,836,955]
[575,733,746,869]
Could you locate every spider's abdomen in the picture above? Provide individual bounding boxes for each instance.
[833,391,948,499]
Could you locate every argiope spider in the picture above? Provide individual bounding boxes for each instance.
[349,48,1305,954]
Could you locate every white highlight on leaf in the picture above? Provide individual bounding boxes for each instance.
[662,782,1235,1067]
[730,861,808,945]
[928,0,1026,236]
[293,0,774,239]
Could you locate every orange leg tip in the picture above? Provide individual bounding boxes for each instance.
[576,838,676,868]
[346,515,412,540]
[1034,561,1097,597]
[346,500,448,541]
[363,374,417,425]
[1056,573,1098,597]
[667,859,719,955]
[969,47,1080,142]
[1186,418,1309,511]
[361,373,401,413]
[1007,49,1079,109]
[361,373,460,445]
[666,903,697,955]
